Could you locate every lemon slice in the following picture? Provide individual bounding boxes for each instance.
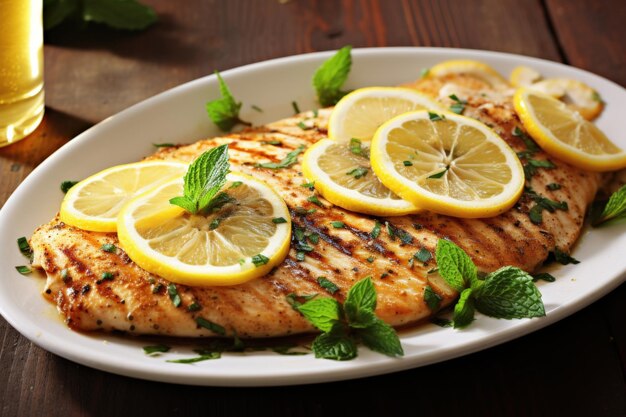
[428,60,509,89]
[60,161,188,232]
[370,110,525,218]
[510,66,542,87]
[327,87,444,142]
[514,88,626,171]
[528,78,603,120]
[117,173,291,286]
[301,138,419,216]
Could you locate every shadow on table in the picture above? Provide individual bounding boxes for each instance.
[44,13,203,66]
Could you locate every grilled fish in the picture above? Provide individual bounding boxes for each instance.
[30,76,601,338]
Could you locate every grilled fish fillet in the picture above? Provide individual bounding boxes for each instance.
[30,76,601,338]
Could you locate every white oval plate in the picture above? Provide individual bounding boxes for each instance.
[1,48,625,386]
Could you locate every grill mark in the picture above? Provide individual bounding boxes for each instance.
[295,213,353,257]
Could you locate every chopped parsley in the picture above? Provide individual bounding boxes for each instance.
[196,317,226,335]
[428,112,445,121]
[301,181,315,190]
[60,180,78,193]
[414,247,432,263]
[101,243,116,253]
[292,101,301,114]
[449,94,467,114]
[143,345,171,355]
[346,167,368,179]
[153,143,175,148]
[272,217,288,224]
[428,167,449,179]
[317,277,339,294]
[229,181,243,189]
[17,237,32,260]
[297,121,313,130]
[330,221,345,228]
[255,145,305,169]
[167,283,181,307]
[187,302,202,312]
[261,140,282,146]
[403,160,413,166]
[370,221,381,239]
[349,138,364,156]
[307,194,324,207]
[251,104,263,112]
[547,183,561,191]
[251,254,270,267]
[15,265,31,275]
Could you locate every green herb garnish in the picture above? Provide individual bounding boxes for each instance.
[169,145,230,215]
[251,105,263,112]
[428,112,445,121]
[292,101,301,114]
[370,221,381,239]
[449,94,467,114]
[552,248,580,265]
[251,254,270,267]
[424,286,442,311]
[349,138,364,156]
[286,293,318,309]
[593,184,626,226]
[420,68,430,78]
[60,180,78,193]
[261,140,282,146]
[301,181,315,190]
[100,272,114,281]
[414,247,432,263]
[307,194,324,207]
[187,302,202,312]
[167,352,221,364]
[255,145,305,169]
[229,181,243,189]
[403,160,413,166]
[143,345,170,355]
[512,126,539,152]
[346,167,368,179]
[296,277,403,360]
[317,276,339,294]
[297,121,312,130]
[435,239,545,328]
[15,265,32,275]
[428,167,449,179]
[17,237,32,260]
[153,143,175,148]
[313,46,352,107]
[331,221,345,229]
[532,272,556,282]
[524,158,555,179]
[167,284,181,307]
[272,217,288,224]
[196,317,226,335]
[206,71,250,132]
[101,243,116,253]
[44,0,157,31]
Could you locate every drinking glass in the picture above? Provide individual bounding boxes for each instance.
[0,0,44,147]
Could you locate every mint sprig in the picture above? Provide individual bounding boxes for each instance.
[435,240,545,328]
[169,145,230,214]
[593,184,626,226]
[206,72,251,132]
[295,277,403,360]
[313,46,352,107]
[44,0,157,31]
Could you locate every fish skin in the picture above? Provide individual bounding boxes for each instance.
[30,81,601,338]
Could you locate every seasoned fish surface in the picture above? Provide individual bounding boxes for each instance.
[30,80,600,338]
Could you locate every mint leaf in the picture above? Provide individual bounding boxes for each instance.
[357,318,404,357]
[473,266,545,319]
[255,145,305,169]
[44,0,79,30]
[344,276,377,327]
[594,184,626,226]
[169,145,229,214]
[206,72,250,132]
[435,239,477,292]
[313,46,352,107]
[424,285,442,311]
[311,323,357,361]
[296,297,342,332]
[82,0,157,30]
[453,288,475,328]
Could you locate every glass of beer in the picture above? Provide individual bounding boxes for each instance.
[0,0,45,147]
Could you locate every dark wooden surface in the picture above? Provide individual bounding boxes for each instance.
[1,1,625,415]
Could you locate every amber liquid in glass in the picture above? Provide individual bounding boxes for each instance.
[0,0,44,147]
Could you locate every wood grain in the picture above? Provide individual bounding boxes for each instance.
[1,1,625,416]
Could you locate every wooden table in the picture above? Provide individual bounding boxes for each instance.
[1,1,625,415]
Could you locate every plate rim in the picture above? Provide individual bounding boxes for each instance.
[1,46,625,387]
